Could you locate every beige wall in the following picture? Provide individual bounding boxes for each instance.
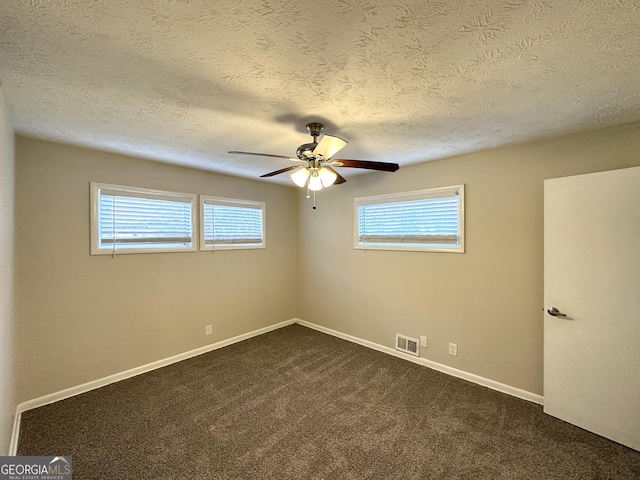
[0,86,16,454]
[297,121,640,396]
[15,138,297,402]
[12,120,640,406]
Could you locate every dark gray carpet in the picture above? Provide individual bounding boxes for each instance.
[18,324,640,479]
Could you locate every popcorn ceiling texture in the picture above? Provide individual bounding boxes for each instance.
[1,0,639,183]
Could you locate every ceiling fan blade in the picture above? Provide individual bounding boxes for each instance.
[260,166,299,177]
[334,159,399,172]
[325,166,346,184]
[229,150,291,160]
[312,134,347,160]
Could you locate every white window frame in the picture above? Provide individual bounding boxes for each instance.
[354,185,465,253]
[199,195,266,251]
[90,182,197,255]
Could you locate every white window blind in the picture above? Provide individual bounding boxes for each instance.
[90,183,197,255]
[200,196,265,250]
[354,185,464,253]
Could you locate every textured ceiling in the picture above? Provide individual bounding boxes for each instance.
[1,0,639,185]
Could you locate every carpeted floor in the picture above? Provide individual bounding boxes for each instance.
[18,324,640,479]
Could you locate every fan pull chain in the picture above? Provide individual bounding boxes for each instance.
[313,190,317,210]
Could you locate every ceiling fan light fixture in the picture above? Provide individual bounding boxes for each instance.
[308,172,323,191]
[291,167,310,187]
[318,167,337,187]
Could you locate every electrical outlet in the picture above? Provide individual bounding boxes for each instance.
[206,325,212,336]
[448,343,458,356]
[420,336,428,348]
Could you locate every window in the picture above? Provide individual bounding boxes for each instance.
[90,183,197,255]
[354,185,464,253]
[200,196,265,250]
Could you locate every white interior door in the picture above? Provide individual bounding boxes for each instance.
[544,166,640,451]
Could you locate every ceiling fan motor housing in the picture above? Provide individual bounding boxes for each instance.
[297,123,325,160]
[296,142,318,160]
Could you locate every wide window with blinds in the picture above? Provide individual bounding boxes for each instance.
[200,196,265,250]
[90,183,197,255]
[354,185,465,253]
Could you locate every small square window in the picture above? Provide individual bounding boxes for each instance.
[200,196,266,250]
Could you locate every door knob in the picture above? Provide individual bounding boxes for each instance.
[547,307,567,317]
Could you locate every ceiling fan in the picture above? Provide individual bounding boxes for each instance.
[229,123,399,190]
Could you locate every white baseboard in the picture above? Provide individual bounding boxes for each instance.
[8,408,21,456]
[9,318,296,455]
[10,317,542,455]
[295,319,544,405]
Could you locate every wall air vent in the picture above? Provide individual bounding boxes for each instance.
[396,334,419,357]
